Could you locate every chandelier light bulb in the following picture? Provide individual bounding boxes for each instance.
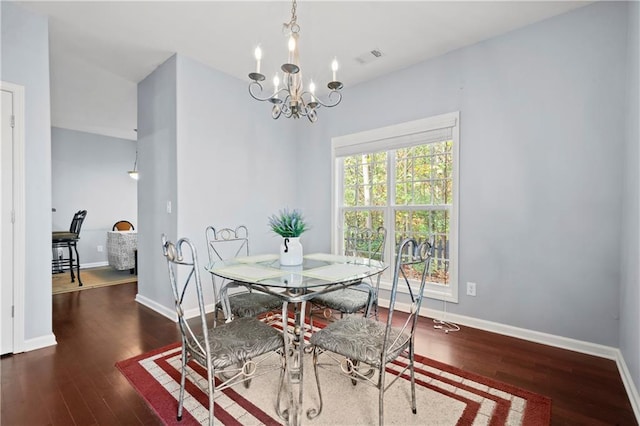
[254,46,262,73]
[273,74,280,92]
[309,80,316,101]
[288,35,296,63]
[331,58,339,81]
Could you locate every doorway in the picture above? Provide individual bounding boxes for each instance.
[1,81,26,355]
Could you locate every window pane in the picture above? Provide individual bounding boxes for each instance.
[344,210,384,231]
[343,152,387,206]
[395,141,452,206]
[413,180,431,204]
[344,185,356,206]
[394,209,450,285]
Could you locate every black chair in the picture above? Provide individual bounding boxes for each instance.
[52,210,87,286]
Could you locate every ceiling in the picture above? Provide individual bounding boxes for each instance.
[19,1,592,140]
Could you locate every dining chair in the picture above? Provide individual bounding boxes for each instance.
[205,225,282,322]
[52,209,87,286]
[161,234,286,425]
[308,226,386,329]
[307,237,433,425]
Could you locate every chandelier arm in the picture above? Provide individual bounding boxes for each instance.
[309,90,343,109]
[248,81,275,102]
[282,106,293,118]
[280,96,293,117]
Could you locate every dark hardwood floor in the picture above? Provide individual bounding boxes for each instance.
[1,282,636,425]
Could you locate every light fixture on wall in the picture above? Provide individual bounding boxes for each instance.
[248,0,343,123]
[128,149,139,180]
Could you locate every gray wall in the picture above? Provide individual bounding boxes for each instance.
[0,2,53,342]
[137,53,297,314]
[298,2,628,348]
[51,127,137,266]
[621,0,640,400]
[137,54,178,311]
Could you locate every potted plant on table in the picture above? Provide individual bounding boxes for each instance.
[268,209,308,266]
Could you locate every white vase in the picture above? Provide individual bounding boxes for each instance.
[280,237,303,266]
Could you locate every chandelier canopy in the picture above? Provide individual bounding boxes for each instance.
[248,0,343,123]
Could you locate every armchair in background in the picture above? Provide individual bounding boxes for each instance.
[112,220,135,231]
[107,221,137,274]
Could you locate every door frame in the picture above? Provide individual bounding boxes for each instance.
[1,81,26,353]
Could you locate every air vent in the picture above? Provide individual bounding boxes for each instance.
[355,49,384,65]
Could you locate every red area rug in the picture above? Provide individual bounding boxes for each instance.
[116,317,551,425]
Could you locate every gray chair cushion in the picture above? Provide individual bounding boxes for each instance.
[219,291,283,318]
[311,286,370,314]
[191,317,284,370]
[310,316,410,368]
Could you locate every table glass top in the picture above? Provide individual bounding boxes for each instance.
[206,253,387,291]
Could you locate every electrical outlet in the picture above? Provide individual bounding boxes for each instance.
[97,245,104,253]
[466,282,476,296]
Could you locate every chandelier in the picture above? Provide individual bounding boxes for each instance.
[128,149,139,180]
[248,0,343,123]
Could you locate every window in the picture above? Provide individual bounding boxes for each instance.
[332,112,459,302]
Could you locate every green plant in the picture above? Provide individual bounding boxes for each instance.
[268,209,308,238]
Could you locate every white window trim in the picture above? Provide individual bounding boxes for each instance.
[331,112,460,303]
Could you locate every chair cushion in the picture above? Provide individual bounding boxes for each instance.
[311,286,371,314]
[219,292,283,318]
[310,316,410,368]
[52,232,79,243]
[191,317,284,370]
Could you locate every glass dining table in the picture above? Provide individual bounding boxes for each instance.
[206,252,387,425]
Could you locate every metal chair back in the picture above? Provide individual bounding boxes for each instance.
[69,210,87,235]
[345,226,386,262]
[161,235,209,364]
[382,237,434,361]
[205,225,249,262]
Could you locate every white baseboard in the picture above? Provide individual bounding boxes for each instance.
[80,261,108,269]
[382,298,639,424]
[424,306,619,359]
[135,294,177,322]
[613,349,640,422]
[21,333,57,352]
[184,303,216,320]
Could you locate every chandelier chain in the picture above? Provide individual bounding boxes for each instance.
[286,0,299,34]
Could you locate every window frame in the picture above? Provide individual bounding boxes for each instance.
[331,112,460,303]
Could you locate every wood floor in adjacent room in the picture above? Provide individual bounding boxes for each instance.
[1,282,636,425]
